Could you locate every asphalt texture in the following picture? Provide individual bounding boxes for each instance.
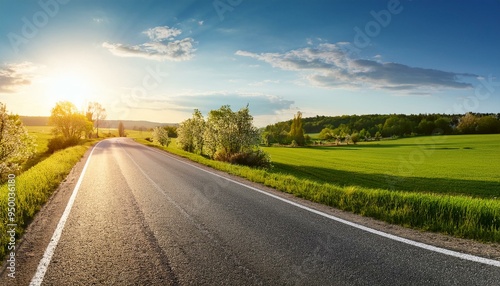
[2,138,500,285]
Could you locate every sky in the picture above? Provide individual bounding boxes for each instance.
[0,0,499,126]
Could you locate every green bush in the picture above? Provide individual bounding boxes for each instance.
[228,149,272,168]
[213,149,230,162]
[47,136,80,153]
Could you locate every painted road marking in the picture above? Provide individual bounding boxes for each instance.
[30,141,103,286]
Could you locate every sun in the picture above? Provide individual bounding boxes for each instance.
[45,72,92,110]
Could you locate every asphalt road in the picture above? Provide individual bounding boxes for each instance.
[3,138,500,285]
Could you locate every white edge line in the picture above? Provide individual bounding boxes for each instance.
[29,141,103,286]
[140,142,500,268]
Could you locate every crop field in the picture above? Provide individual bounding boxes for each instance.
[26,126,53,154]
[264,135,500,198]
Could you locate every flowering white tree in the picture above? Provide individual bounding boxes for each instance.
[152,126,170,147]
[203,105,259,158]
[0,103,36,183]
[177,109,205,153]
[177,105,270,167]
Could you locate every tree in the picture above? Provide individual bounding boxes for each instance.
[177,109,205,153]
[382,115,414,137]
[289,111,305,146]
[234,105,259,151]
[350,133,360,144]
[203,105,259,159]
[365,130,372,140]
[118,121,126,137]
[477,116,500,134]
[164,126,178,138]
[49,101,93,140]
[204,105,235,158]
[336,124,351,138]
[261,131,272,146]
[418,119,435,135]
[359,129,371,141]
[263,121,291,145]
[152,126,170,146]
[457,113,478,134]
[177,119,195,152]
[434,117,452,134]
[200,105,268,167]
[344,134,351,145]
[0,103,36,183]
[191,110,206,153]
[86,102,107,138]
[318,127,335,140]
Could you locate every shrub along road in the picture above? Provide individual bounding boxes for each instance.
[2,138,500,285]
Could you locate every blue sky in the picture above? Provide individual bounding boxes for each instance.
[1,0,499,126]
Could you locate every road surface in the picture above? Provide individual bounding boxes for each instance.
[2,138,500,285]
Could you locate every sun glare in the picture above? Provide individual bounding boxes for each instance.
[45,73,92,110]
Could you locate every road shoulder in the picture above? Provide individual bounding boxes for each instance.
[0,143,94,285]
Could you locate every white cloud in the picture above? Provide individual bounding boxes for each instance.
[92,17,108,24]
[236,43,477,92]
[103,26,195,61]
[248,79,280,86]
[143,26,182,42]
[120,91,294,116]
[0,62,39,93]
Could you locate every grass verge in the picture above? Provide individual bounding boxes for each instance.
[0,141,96,261]
[139,138,500,243]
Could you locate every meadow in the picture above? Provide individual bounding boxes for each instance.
[264,135,500,198]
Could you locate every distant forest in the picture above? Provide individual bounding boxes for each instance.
[263,113,500,145]
[20,116,174,130]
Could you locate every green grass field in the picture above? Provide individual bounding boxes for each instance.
[26,126,53,153]
[264,135,500,198]
[21,126,54,170]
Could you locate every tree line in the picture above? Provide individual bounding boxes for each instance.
[263,112,500,145]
